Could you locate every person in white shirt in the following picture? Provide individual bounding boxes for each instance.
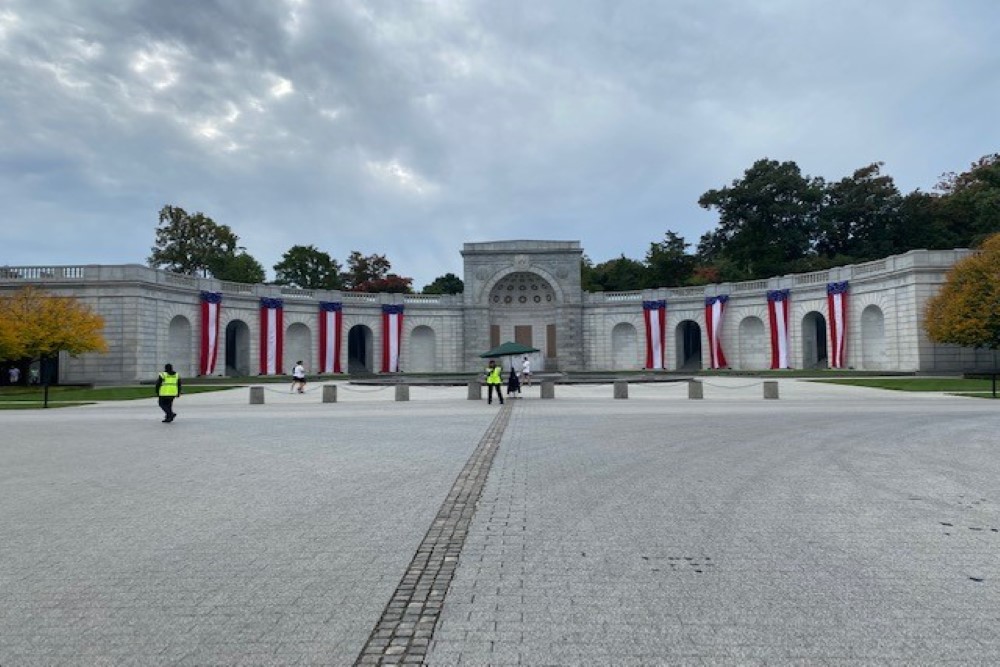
[520,356,531,387]
[291,361,307,394]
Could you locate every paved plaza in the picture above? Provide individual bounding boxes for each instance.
[1,379,999,665]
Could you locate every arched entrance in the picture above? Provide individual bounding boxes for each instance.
[801,312,828,369]
[167,315,193,376]
[488,271,557,372]
[861,305,887,370]
[611,322,639,370]
[676,320,702,370]
[285,322,312,374]
[348,324,374,374]
[738,316,767,370]
[224,320,251,376]
[409,326,436,372]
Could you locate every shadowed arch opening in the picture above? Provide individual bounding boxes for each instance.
[225,320,251,376]
[348,324,374,374]
[738,316,767,370]
[801,311,828,369]
[676,320,702,370]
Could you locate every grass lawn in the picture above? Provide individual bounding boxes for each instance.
[814,377,998,396]
[0,385,235,407]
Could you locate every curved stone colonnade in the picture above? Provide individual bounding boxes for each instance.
[0,244,993,385]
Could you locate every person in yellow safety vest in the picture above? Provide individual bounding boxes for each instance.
[485,359,504,405]
[155,363,182,423]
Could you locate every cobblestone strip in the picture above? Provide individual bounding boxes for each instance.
[354,404,513,666]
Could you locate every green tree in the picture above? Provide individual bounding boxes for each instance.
[644,231,695,288]
[698,159,824,279]
[209,251,266,284]
[817,162,904,260]
[422,273,464,294]
[933,153,1000,248]
[343,251,392,290]
[273,245,343,290]
[924,232,1000,351]
[582,255,647,291]
[148,205,241,277]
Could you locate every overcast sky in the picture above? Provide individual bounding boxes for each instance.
[2,1,998,289]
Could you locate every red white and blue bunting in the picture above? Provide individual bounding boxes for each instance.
[767,289,791,369]
[642,300,667,369]
[827,281,849,368]
[199,291,222,376]
[381,304,404,373]
[705,295,729,369]
[259,297,284,375]
[318,301,343,374]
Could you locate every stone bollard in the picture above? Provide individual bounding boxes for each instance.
[322,384,338,403]
[688,379,703,400]
[763,380,779,400]
[249,386,264,404]
[395,384,410,401]
[613,380,629,399]
[540,381,555,399]
[467,381,482,401]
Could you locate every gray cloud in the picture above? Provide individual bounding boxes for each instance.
[2,0,998,287]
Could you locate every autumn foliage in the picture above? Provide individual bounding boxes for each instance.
[0,287,108,362]
[924,233,1000,351]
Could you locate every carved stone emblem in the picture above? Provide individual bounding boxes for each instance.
[513,254,529,269]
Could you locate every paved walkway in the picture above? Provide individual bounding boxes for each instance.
[1,379,998,665]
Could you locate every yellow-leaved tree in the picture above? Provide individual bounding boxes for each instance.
[924,232,1000,352]
[0,286,109,376]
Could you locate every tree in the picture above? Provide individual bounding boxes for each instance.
[924,232,1000,352]
[343,251,392,291]
[816,162,904,260]
[148,205,240,277]
[209,251,266,284]
[0,286,108,368]
[354,274,414,294]
[644,231,695,288]
[422,273,464,294]
[698,159,824,279]
[582,255,647,291]
[273,245,343,290]
[933,153,1000,248]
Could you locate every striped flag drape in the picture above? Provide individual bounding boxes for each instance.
[381,304,404,373]
[705,295,729,369]
[318,301,343,374]
[767,289,791,369]
[259,297,284,375]
[827,281,849,368]
[642,300,667,369]
[199,291,222,376]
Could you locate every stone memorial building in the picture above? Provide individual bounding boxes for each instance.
[0,240,993,384]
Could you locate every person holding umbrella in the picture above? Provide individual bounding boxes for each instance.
[506,360,521,398]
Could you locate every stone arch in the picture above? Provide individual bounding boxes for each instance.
[478,266,566,306]
[224,319,252,377]
[167,315,193,377]
[801,311,828,369]
[408,325,437,372]
[611,322,640,370]
[487,271,560,309]
[861,304,888,370]
[676,320,702,370]
[285,322,312,374]
[347,323,375,374]
[737,315,768,370]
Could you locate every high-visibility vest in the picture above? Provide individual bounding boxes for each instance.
[486,366,502,385]
[158,372,180,397]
